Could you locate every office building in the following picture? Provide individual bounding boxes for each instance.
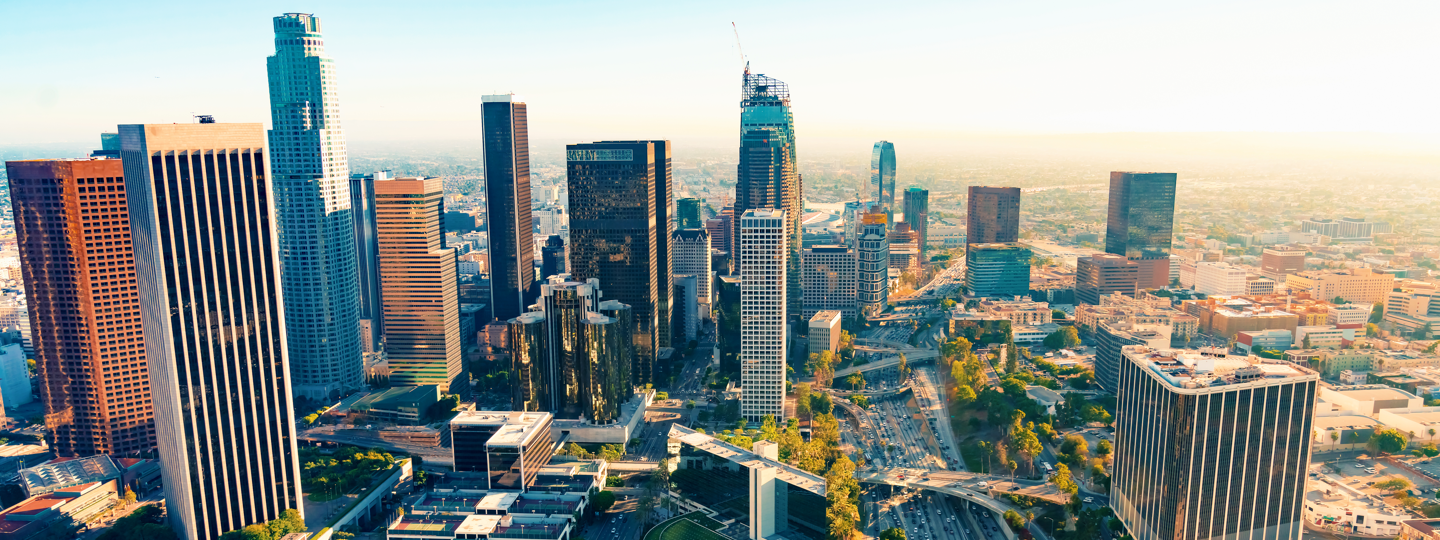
[1235,329,1294,354]
[1287,268,1396,305]
[1112,346,1316,540]
[887,223,920,269]
[1385,288,1440,338]
[705,213,731,258]
[801,245,857,320]
[1094,320,1171,392]
[266,13,363,400]
[808,311,842,354]
[737,70,802,317]
[376,177,463,391]
[350,170,385,353]
[1075,254,1140,305]
[509,276,633,423]
[482,94,537,322]
[1193,262,1247,296]
[677,197,704,229]
[856,212,889,317]
[740,209,787,423]
[670,425,827,539]
[902,187,929,258]
[121,122,304,540]
[1327,303,1371,327]
[871,142,896,220]
[673,229,713,316]
[449,411,555,491]
[1104,172,1178,289]
[539,235,566,281]
[964,243,1031,299]
[1247,276,1276,296]
[966,186,1021,247]
[566,141,667,385]
[1261,246,1306,283]
[673,274,699,341]
[843,200,878,250]
[4,158,155,457]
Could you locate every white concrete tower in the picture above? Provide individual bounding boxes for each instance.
[740,209,787,423]
[266,13,363,399]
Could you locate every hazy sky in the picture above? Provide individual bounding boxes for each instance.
[3,0,1436,148]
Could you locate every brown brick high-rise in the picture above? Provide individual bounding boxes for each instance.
[967,186,1021,246]
[4,158,155,456]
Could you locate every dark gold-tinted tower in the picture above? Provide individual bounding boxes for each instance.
[510,275,632,423]
[375,177,463,391]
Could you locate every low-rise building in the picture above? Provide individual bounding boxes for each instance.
[1312,412,1379,452]
[1317,385,1423,415]
[1193,262,1247,296]
[1025,386,1063,416]
[1296,326,1345,349]
[450,411,555,491]
[1235,329,1293,354]
[1245,276,1276,296]
[1013,323,1060,344]
[1401,519,1440,540]
[808,311,842,354]
[1376,407,1440,444]
[1304,478,1407,537]
[1287,268,1396,305]
[1386,288,1440,339]
[978,297,1053,326]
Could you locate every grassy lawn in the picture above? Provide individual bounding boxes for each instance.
[644,517,728,540]
[961,443,990,474]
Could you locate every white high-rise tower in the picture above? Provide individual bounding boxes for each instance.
[740,209,787,422]
[267,13,362,399]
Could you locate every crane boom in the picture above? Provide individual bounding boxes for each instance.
[732,22,747,68]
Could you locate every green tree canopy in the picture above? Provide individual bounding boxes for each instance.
[1369,428,1410,455]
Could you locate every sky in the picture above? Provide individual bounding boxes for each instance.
[2,0,1437,152]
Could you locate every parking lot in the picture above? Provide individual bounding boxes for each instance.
[1318,457,1440,498]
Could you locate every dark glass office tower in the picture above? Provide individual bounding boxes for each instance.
[540,235,566,281]
[737,69,803,318]
[652,141,675,352]
[1113,346,1315,540]
[871,141,896,221]
[678,197,703,229]
[1105,172,1178,289]
[509,276,632,423]
[482,94,536,322]
[902,187,929,258]
[566,141,662,385]
[120,123,304,540]
[966,186,1021,249]
[350,171,384,352]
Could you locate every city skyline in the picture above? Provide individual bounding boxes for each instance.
[4,1,1436,153]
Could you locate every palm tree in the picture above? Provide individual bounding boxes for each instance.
[1009,460,1018,482]
[978,441,990,474]
[1330,432,1340,456]
[1428,428,1435,445]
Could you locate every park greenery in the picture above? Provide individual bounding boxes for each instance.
[879,527,907,540]
[99,505,176,540]
[217,509,305,540]
[299,446,396,501]
[1368,428,1409,455]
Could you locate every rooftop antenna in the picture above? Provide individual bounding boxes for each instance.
[193,114,215,124]
[732,22,748,73]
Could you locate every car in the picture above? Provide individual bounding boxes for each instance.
[1354,464,1365,469]
[1083,497,1094,503]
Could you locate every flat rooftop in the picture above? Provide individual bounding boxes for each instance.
[1324,385,1420,402]
[450,411,551,447]
[1312,413,1381,431]
[1124,346,1317,389]
[668,425,825,496]
[1380,407,1440,427]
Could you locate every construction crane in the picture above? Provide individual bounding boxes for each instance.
[732,22,748,73]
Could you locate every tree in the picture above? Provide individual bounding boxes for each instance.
[1061,326,1081,348]
[810,393,834,416]
[847,372,866,391]
[1368,428,1410,455]
[795,383,813,420]
[685,400,696,410]
[1097,439,1112,456]
[1052,463,1079,494]
[123,487,137,505]
[594,490,617,512]
[606,475,625,487]
[1003,510,1025,530]
[879,527,907,540]
[1302,334,1313,350]
[897,353,909,379]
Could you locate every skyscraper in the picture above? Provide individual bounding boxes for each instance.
[857,212,890,317]
[802,245,857,320]
[1105,172,1178,289]
[482,94,536,322]
[871,141,896,221]
[266,12,362,400]
[966,186,1021,248]
[677,197,704,229]
[652,140,675,353]
[350,170,384,353]
[566,141,663,386]
[120,123,304,540]
[902,187,929,258]
[737,69,802,318]
[5,158,155,457]
[509,275,632,423]
[1075,254,1140,305]
[673,229,712,317]
[376,177,463,392]
[540,235,566,281]
[740,209,787,422]
[1112,346,1315,540]
[964,243,1032,298]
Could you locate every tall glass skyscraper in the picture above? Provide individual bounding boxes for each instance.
[736,69,802,317]
[1105,172,1178,289]
[266,13,362,400]
[902,186,929,258]
[509,276,633,424]
[967,186,1021,247]
[482,94,536,323]
[871,141,896,220]
[376,177,463,392]
[121,123,304,540]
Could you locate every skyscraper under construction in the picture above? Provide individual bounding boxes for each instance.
[734,67,802,318]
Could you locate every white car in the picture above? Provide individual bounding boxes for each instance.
[1083,497,1094,503]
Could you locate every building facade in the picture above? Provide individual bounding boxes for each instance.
[1104,172,1178,289]
[1193,262,1247,296]
[964,243,1032,298]
[677,197,703,229]
[902,187,929,257]
[856,213,890,317]
[566,141,666,386]
[966,186,1021,247]
[1386,288,1440,338]
[121,123,305,540]
[376,177,463,391]
[1286,268,1396,305]
[1112,346,1316,540]
[266,12,363,400]
[673,229,712,317]
[737,71,802,318]
[801,245,857,320]
[482,95,536,322]
[350,171,384,353]
[540,234,566,281]
[509,276,632,423]
[5,158,156,457]
[809,311,842,354]
[1075,254,1140,305]
[1261,247,1306,283]
[740,210,788,422]
[871,141,896,220]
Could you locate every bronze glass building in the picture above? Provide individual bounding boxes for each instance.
[120,123,304,540]
[1105,172,1178,289]
[482,94,536,322]
[375,177,463,391]
[565,141,666,385]
[1075,253,1140,305]
[966,186,1021,248]
[5,157,156,457]
[509,276,632,424]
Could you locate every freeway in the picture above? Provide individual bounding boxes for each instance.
[833,348,939,378]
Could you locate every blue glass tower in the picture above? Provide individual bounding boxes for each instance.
[871,141,896,222]
[736,67,803,316]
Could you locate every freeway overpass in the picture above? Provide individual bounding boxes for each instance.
[857,468,1070,540]
[833,348,940,379]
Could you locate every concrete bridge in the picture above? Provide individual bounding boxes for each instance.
[833,349,939,379]
[858,468,1070,540]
